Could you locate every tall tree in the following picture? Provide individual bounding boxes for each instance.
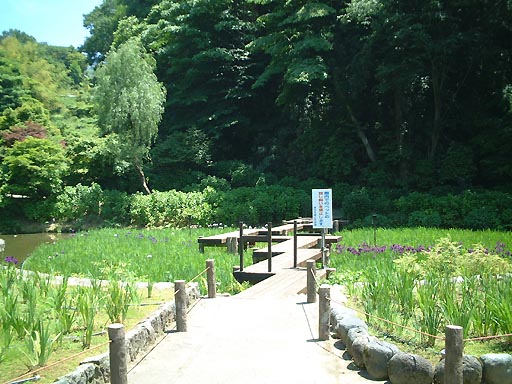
[145,0,256,149]
[1,137,69,198]
[248,0,348,179]
[81,0,127,64]
[94,38,166,194]
[334,0,512,188]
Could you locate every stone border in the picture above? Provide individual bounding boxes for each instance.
[330,302,512,384]
[54,283,200,384]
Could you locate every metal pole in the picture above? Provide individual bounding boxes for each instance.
[372,214,377,247]
[293,220,298,268]
[108,323,127,384]
[267,222,272,272]
[238,221,244,272]
[321,228,326,268]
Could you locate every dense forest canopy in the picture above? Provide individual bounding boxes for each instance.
[1,0,512,229]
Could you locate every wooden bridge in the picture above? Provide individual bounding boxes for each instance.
[197,219,341,297]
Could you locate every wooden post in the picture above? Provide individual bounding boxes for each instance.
[319,284,331,341]
[267,222,272,273]
[238,222,244,271]
[293,220,298,268]
[333,219,339,233]
[175,280,187,332]
[444,325,463,384]
[307,260,316,303]
[226,237,236,254]
[326,267,336,280]
[206,259,216,298]
[108,323,127,384]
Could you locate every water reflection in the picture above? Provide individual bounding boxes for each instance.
[0,233,68,264]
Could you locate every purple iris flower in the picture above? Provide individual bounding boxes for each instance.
[4,256,18,265]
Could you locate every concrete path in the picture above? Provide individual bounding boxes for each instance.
[128,294,382,384]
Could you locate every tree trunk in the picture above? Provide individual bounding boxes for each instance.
[347,104,377,162]
[134,163,151,194]
[429,62,444,160]
[332,70,377,163]
[394,86,408,184]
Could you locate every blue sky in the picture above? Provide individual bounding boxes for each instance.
[0,0,104,47]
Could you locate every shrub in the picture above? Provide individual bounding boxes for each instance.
[464,207,501,230]
[391,190,512,230]
[214,185,309,226]
[54,183,103,221]
[195,176,231,192]
[230,163,260,187]
[129,189,215,227]
[435,194,463,228]
[407,210,442,227]
[342,188,372,221]
[101,190,130,225]
[1,137,70,198]
[22,199,57,222]
[501,208,512,230]
[394,192,435,216]
[356,213,401,228]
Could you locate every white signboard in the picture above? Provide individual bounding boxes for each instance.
[312,189,333,229]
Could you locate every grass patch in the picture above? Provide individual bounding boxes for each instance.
[1,285,174,383]
[2,226,247,383]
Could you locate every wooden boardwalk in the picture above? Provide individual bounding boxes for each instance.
[235,268,327,299]
[198,219,341,296]
[197,221,314,252]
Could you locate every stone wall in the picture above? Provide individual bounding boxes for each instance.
[54,283,200,384]
[330,303,512,384]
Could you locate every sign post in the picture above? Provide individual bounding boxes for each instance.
[312,189,333,267]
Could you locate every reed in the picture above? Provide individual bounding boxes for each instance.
[329,228,512,347]
[416,277,443,347]
[105,279,138,324]
[24,227,240,295]
[76,286,100,349]
[22,319,59,369]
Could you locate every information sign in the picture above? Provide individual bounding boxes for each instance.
[312,189,333,229]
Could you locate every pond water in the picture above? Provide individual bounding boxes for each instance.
[0,233,69,265]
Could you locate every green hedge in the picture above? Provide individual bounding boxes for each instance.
[213,185,310,226]
[47,184,310,228]
[346,190,512,230]
[1,183,510,231]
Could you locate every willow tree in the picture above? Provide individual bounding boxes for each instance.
[94,37,166,194]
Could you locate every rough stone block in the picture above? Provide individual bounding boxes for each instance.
[350,334,375,368]
[346,326,369,353]
[335,316,367,344]
[330,304,357,325]
[363,339,400,380]
[433,354,482,384]
[388,352,434,384]
[481,353,512,384]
